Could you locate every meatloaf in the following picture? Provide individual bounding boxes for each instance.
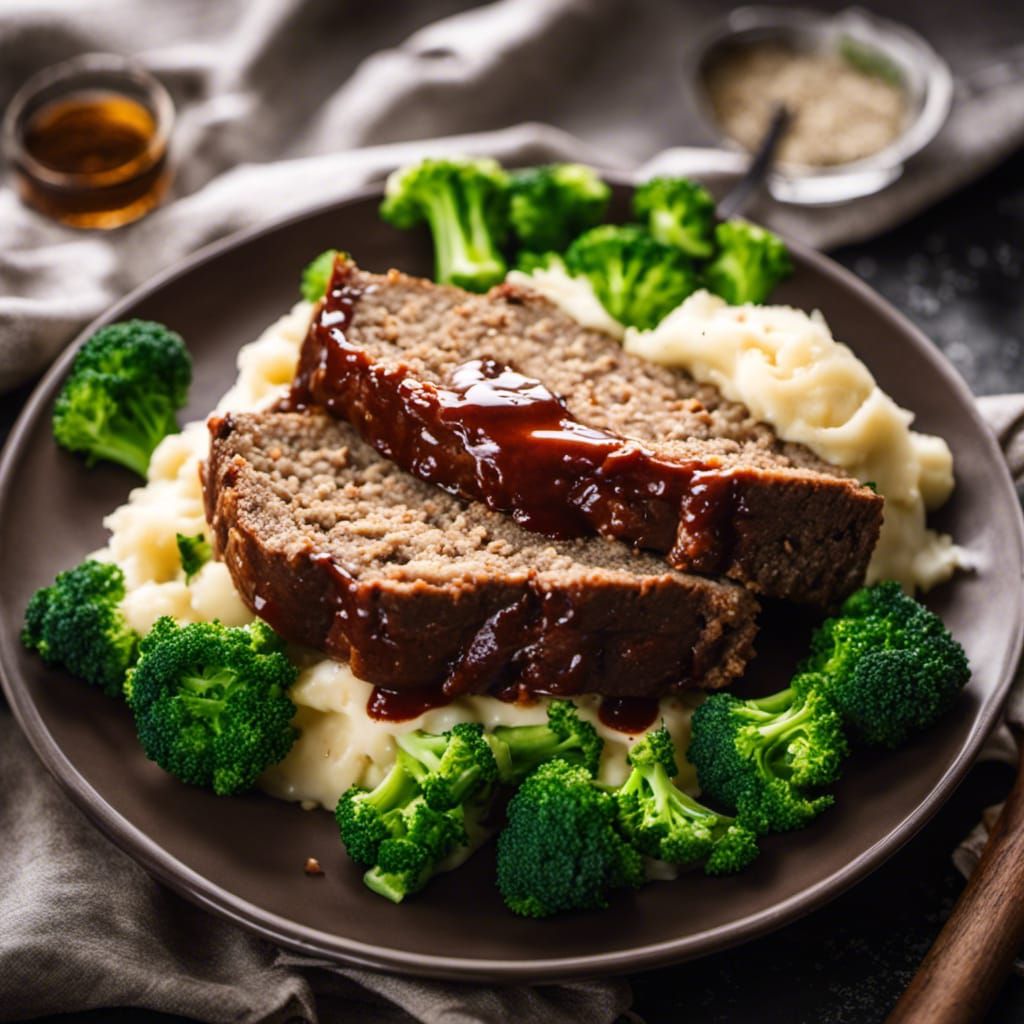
[204,410,759,699]
[287,258,883,606]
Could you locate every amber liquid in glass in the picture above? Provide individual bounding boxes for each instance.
[18,91,168,228]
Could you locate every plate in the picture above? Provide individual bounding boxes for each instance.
[1,182,1022,981]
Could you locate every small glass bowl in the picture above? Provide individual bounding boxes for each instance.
[3,53,175,229]
[686,6,954,206]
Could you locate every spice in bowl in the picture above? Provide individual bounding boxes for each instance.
[4,54,174,229]
[705,40,908,169]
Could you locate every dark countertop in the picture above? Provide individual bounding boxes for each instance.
[8,148,1024,1024]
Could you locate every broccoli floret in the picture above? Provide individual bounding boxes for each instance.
[703,220,792,305]
[687,687,847,834]
[363,798,473,903]
[53,320,192,477]
[632,177,716,259]
[514,250,566,275]
[300,248,343,303]
[793,582,971,749]
[564,224,699,330]
[395,722,505,810]
[176,532,212,583]
[336,733,498,903]
[616,725,759,875]
[494,699,603,782]
[21,559,139,697]
[508,163,610,253]
[497,759,644,917]
[335,755,421,865]
[125,617,298,795]
[380,157,509,292]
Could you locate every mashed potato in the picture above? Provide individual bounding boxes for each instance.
[94,297,698,812]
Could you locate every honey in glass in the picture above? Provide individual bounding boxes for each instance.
[4,54,174,229]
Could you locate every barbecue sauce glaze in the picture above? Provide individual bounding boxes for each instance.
[286,259,741,571]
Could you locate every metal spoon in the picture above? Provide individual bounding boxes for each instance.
[717,104,791,220]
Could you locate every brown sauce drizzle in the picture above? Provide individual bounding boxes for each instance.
[598,697,660,735]
[286,260,741,574]
[368,686,449,722]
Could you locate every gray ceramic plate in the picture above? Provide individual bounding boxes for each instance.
[1,184,1022,981]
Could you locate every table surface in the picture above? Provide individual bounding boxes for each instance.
[7,147,1024,1024]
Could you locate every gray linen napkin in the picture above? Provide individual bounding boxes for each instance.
[2,1,1023,1020]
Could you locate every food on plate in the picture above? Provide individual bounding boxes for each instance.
[632,176,716,259]
[52,319,192,477]
[380,156,509,292]
[175,531,211,583]
[497,759,646,917]
[291,256,882,605]
[300,247,343,304]
[705,41,907,168]
[508,162,610,253]
[496,724,760,918]
[689,582,969,829]
[382,157,791,327]
[702,221,793,306]
[22,559,139,696]
[625,290,964,590]
[790,582,971,749]
[613,725,759,875]
[21,161,974,920]
[558,223,700,329]
[204,410,758,695]
[688,686,846,834]
[337,702,603,903]
[124,616,298,795]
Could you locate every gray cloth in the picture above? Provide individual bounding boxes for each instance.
[3,0,1024,390]
[1,1,1023,1021]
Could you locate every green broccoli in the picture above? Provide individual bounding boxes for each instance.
[335,754,421,865]
[793,582,971,749]
[496,759,645,917]
[514,250,565,275]
[687,686,847,834]
[300,248,342,303]
[564,224,699,330]
[52,320,192,478]
[363,797,479,903]
[125,617,298,795]
[508,163,610,253]
[703,220,792,305]
[21,559,139,697]
[616,725,759,875]
[176,532,211,583]
[494,699,603,782]
[632,177,716,259]
[379,157,510,292]
[395,722,506,810]
[336,738,497,904]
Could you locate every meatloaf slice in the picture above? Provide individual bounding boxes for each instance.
[204,410,759,700]
[287,258,883,607]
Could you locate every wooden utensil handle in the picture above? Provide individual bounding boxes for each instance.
[887,745,1024,1024]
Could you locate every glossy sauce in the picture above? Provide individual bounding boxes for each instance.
[598,697,660,734]
[286,260,741,574]
[367,686,449,722]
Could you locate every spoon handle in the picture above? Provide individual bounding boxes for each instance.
[887,743,1024,1024]
[716,104,790,220]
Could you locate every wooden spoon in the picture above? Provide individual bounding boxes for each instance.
[887,742,1024,1023]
